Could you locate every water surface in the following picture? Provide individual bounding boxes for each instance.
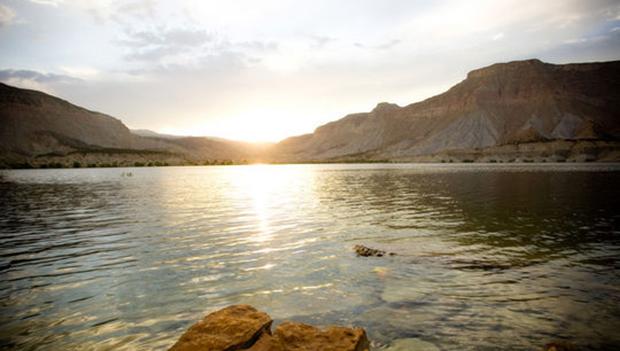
[1,164,619,350]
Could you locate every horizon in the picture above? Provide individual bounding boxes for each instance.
[4,56,616,145]
[1,1,620,142]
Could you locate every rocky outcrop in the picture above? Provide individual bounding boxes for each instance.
[169,305,369,351]
[271,59,620,162]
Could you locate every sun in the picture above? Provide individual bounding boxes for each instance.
[157,110,291,142]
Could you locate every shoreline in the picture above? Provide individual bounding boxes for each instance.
[2,159,620,170]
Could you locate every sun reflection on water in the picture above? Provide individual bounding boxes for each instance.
[232,164,302,244]
[250,165,275,243]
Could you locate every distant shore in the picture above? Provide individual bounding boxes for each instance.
[2,139,618,169]
[1,158,617,170]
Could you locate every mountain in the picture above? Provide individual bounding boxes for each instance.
[1,59,619,168]
[0,83,268,167]
[272,59,620,162]
[130,129,183,139]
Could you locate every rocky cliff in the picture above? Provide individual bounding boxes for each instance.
[1,59,619,167]
[272,59,620,162]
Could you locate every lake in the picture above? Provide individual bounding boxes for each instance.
[1,164,619,350]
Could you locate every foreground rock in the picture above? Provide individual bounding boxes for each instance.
[169,305,272,351]
[169,304,369,351]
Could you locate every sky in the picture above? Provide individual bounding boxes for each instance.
[1,0,619,142]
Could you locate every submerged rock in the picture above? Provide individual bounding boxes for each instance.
[384,338,440,351]
[169,304,370,351]
[354,245,396,257]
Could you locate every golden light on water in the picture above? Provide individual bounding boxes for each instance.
[249,165,274,243]
[229,164,313,243]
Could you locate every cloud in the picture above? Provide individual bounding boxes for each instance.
[120,27,214,49]
[0,69,81,84]
[376,39,402,50]
[492,32,505,41]
[237,41,278,52]
[0,4,15,27]
[29,0,64,6]
[115,24,279,73]
[354,39,401,50]
[308,35,335,49]
[117,26,216,64]
[59,66,100,79]
[116,0,155,18]
[0,69,81,94]
[537,27,620,63]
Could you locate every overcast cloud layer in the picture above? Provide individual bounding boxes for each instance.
[1,0,619,141]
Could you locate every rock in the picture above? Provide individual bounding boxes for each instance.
[354,244,396,257]
[384,338,440,351]
[266,322,369,351]
[250,332,285,351]
[169,304,272,351]
[169,305,370,351]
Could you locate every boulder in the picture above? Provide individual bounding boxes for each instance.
[266,322,369,351]
[169,305,370,351]
[169,304,272,351]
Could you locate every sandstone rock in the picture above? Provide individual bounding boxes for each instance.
[267,322,369,351]
[169,304,272,351]
[249,332,285,351]
[169,305,370,351]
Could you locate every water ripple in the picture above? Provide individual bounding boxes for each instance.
[0,164,619,350]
